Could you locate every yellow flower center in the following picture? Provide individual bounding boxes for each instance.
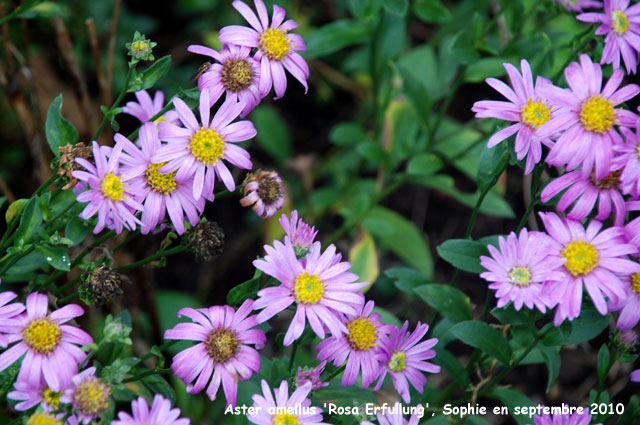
[259,28,291,61]
[145,162,177,195]
[100,172,127,201]
[273,413,299,425]
[388,351,406,372]
[579,95,616,134]
[520,99,551,130]
[631,272,640,295]
[132,41,147,52]
[205,328,239,363]
[221,59,254,92]
[189,128,225,165]
[74,379,110,416]
[346,317,377,351]
[26,412,61,425]
[23,319,62,354]
[561,240,599,277]
[42,388,61,410]
[293,271,325,304]
[612,11,629,35]
[508,266,532,287]
[590,169,621,190]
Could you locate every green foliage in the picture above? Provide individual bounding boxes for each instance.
[45,95,78,157]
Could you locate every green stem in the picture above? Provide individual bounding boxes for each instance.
[516,164,543,232]
[112,229,140,254]
[114,245,185,271]
[130,340,179,370]
[0,245,34,276]
[57,290,79,304]
[325,364,346,382]
[0,0,41,25]
[92,65,135,141]
[122,368,171,383]
[288,340,299,373]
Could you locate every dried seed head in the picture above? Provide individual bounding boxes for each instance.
[58,142,93,190]
[187,221,225,261]
[85,266,124,305]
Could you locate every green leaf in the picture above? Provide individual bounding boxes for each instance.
[348,230,379,291]
[5,199,28,223]
[155,291,202,355]
[348,0,380,20]
[372,306,402,328]
[597,344,610,386]
[382,0,408,16]
[491,304,543,327]
[65,216,90,247]
[413,0,450,23]
[542,307,609,346]
[127,55,172,92]
[449,321,512,364]
[16,2,65,19]
[385,267,427,294]
[14,196,43,244]
[362,206,433,277]
[304,20,368,57]
[437,239,488,274]
[414,284,472,323]
[406,153,443,177]
[45,95,78,156]
[142,374,175,403]
[433,346,469,387]
[4,250,47,275]
[35,245,70,271]
[464,58,508,83]
[538,345,561,392]
[252,106,292,162]
[488,387,536,425]
[329,122,368,147]
[226,277,260,307]
[477,142,509,191]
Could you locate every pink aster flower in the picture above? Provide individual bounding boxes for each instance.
[72,140,145,234]
[529,410,601,425]
[471,59,555,174]
[252,238,367,345]
[248,380,328,425]
[480,229,565,312]
[316,300,391,388]
[117,123,205,234]
[537,54,640,180]
[608,271,640,329]
[240,170,285,218]
[219,0,309,99]
[295,361,329,390]
[8,379,66,412]
[163,299,266,407]
[154,91,255,200]
[122,90,178,124]
[113,395,190,425]
[613,122,640,196]
[0,282,25,348]
[60,366,110,424]
[188,44,262,117]
[624,208,640,248]
[632,368,640,381]
[361,404,421,425]
[280,210,318,255]
[0,292,93,392]
[539,212,640,325]
[554,0,602,12]
[578,0,640,74]
[374,321,440,404]
[540,165,626,225]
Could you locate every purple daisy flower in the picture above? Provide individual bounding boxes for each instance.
[72,140,145,234]
[219,0,309,99]
[316,300,391,388]
[539,212,640,325]
[632,368,640,381]
[295,361,329,390]
[480,229,565,312]
[471,59,555,174]
[252,238,367,346]
[113,395,190,425]
[624,208,640,248]
[609,271,640,329]
[163,299,266,407]
[122,90,178,124]
[361,404,421,425]
[248,380,328,425]
[154,91,255,200]
[374,321,440,403]
[60,366,110,424]
[279,210,318,255]
[540,165,626,225]
[529,410,601,425]
[0,292,93,392]
[188,44,262,117]
[8,379,65,412]
[240,170,285,218]
[24,412,68,425]
[537,54,640,180]
[554,0,603,12]
[613,122,640,197]
[0,281,25,348]
[117,123,205,234]
[578,0,640,74]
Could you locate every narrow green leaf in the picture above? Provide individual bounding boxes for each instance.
[382,0,408,16]
[45,95,78,156]
[449,321,512,364]
[477,142,509,191]
[437,239,488,274]
[413,0,450,23]
[35,245,70,271]
[488,387,536,425]
[65,217,90,247]
[304,20,368,57]
[128,55,172,92]
[538,345,561,392]
[385,267,427,294]
[253,106,292,162]
[16,2,65,19]
[407,153,443,177]
[329,122,367,147]
[226,277,260,307]
[414,284,472,323]
[5,199,28,224]
[433,346,469,387]
[14,196,43,244]
[597,345,611,386]
[142,374,175,403]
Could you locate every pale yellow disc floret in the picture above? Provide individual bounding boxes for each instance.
[189,128,225,165]
[346,317,377,351]
[579,95,616,134]
[561,240,599,277]
[293,271,325,304]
